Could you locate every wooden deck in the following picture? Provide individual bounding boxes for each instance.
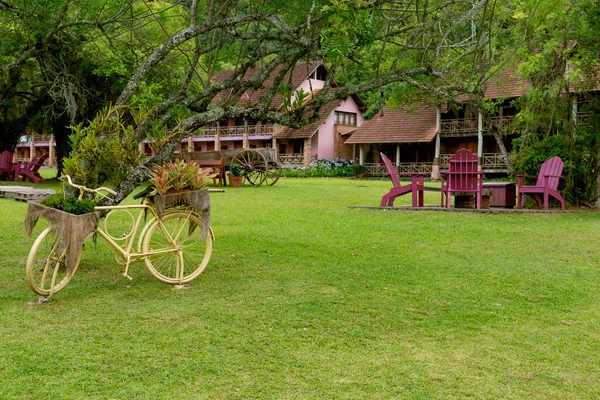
[0,186,55,202]
[348,205,581,213]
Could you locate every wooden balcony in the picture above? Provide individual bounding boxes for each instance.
[199,124,275,137]
[440,152,509,171]
[364,162,433,177]
[440,117,514,137]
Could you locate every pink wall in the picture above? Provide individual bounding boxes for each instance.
[294,78,325,102]
[314,96,363,160]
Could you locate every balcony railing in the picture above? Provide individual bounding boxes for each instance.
[363,163,433,177]
[278,153,317,165]
[440,152,509,170]
[440,117,514,137]
[577,112,591,125]
[199,124,275,137]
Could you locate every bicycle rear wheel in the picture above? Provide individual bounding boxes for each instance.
[142,212,212,284]
[26,226,76,296]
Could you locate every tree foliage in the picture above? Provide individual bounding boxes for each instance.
[1,0,600,204]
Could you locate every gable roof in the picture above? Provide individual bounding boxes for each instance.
[211,62,325,108]
[345,106,437,144]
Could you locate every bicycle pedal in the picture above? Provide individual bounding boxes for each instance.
[122,272,134,281]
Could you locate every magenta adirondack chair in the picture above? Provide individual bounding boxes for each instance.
[517,156,565,210]
[440,148,484,209]
[13,153,48,184]
[0,150,14,180]
[380,152,424,207]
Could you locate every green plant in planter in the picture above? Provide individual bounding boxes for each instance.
[229,163,243,176]
[41,191,96,215]
[150,159,216,195]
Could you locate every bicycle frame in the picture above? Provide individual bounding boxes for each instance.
[93,199,195,280]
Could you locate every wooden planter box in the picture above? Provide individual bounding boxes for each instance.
[482,182,516,208]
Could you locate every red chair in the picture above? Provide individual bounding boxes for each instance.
[13,153,48,184]
[440,148,484,209]
[0,151,15,180]
[380,152,424,207]
[517,156,565,210]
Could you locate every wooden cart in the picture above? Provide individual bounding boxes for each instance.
[184,148,282,186]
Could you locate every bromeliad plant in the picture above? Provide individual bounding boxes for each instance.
[149,159,216,195]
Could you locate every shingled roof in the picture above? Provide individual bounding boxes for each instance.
[273,98,343,139]
[345,106,437,144]
[211,62,324,108]
[456,68,532,101]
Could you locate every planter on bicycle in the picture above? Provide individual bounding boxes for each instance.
[24,201,100,296]
[24,175,214,299]
[151,188,211,240]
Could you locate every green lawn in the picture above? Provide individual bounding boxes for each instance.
[1,176,599,399]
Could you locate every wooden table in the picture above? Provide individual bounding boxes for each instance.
[482,182,516,208]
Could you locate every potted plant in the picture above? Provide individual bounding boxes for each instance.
[228,163,244,188]
[148,159,216,223]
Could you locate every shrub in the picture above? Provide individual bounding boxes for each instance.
[42,192,96,215]
[229,163,243,176]
[282,158,363,178]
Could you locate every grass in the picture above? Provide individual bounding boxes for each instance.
[1,175,600,398]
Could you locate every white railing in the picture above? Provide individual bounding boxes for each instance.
[278,153,318,165]
[363,163,433,177]
[199,124,275,137]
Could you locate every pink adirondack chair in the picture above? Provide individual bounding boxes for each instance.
[517,156,565,210]
[0,150,14,180]
[380,152,424,207]
[13,153,48,184]
[440,148,484,209]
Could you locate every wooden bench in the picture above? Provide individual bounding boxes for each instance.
[183,155,226,187]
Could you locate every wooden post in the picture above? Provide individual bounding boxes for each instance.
[30,134,35,161]
[477,112,483,163]
[215,125,221,151]
[48,134,55,167]
[243,120,249,148]
[431,106,441,181]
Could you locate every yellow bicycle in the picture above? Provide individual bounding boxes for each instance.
[26,176,213,297]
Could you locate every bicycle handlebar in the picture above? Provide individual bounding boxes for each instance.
[60,175,117,200]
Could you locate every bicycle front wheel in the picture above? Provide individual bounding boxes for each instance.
[26,226,76,296]
[142,212,212,284]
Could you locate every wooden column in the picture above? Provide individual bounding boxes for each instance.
[48,134,55,167]
[477,112,483,168]
[243,120,249,148]
[215,125,221,151]
[395,144,401,167]
[431,106,442,181]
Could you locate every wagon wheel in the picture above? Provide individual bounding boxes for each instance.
[231,149,267,186]
[265,161,282,186]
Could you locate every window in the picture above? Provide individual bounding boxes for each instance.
[334,111,357,126]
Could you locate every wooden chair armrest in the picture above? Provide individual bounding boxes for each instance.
[517,174,538,179]
[540,173,564,179]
